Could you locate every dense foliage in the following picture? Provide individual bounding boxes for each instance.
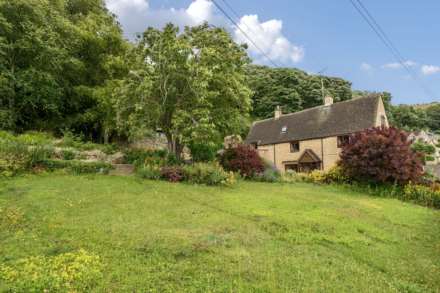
[0,138,52,176]
[219,145,264,178]
[339,127,424,185]
[411,140,436,162]
[353,91,439,134]
[389,103,440,133]
[0,0,128,140]
[246,65,352,119]
[114,23,251,158]
[0,130,114,176]
[182,162,234,185]
[160,166,185,183]
[188,142,221,162]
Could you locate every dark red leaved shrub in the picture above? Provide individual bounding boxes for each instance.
[160,166,184,182]
[219,144,264,178]
[339,126,424,185]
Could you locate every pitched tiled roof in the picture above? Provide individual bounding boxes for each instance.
[246,96,381,145]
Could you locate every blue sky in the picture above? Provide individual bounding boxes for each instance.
[107,0,440,105]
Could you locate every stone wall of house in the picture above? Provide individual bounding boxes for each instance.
[256,136,342,172]
[254,97,389,173]
[375,97,389,127]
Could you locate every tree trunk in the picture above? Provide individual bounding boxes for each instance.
[165,131,183,160]
[103,127,109,144]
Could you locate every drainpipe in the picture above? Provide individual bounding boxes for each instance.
[321,138,324,170]
[273,144,277,170]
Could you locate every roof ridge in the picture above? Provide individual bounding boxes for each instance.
[253,95,378,125]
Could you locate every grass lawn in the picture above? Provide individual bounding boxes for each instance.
[1,174,440,292]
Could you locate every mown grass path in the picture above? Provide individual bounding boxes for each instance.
[1,174,440,292]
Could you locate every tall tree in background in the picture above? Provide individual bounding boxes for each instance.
[426,103,440,133]
[389,105,428,131]
[0,0,127,140]
[246,65,352,119]
[115,23,251,158]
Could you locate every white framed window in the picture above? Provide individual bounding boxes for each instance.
[281,126,287,133]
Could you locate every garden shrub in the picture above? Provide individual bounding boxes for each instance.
[137,165,161,180]
[188,142,220,162]
[124,149,168,167]
[160,166,185,182]
[281,170,309,183]
[0,140,30,176]
[0,249,102,292]
[403,183,440,208]
[322,166,350,184]
[306,170,326,183]
[57,130,115,152]
[101,143,118,155]
[254,169,282,183]
[61,149,76,160]
[16,131,53,146]
[411,140,436,163]
[183,162,234,186]
[39,160,112,174]
[219,144,264,178]
[339,127,424,185]
[0,139,53,176]
[0,130,15,141]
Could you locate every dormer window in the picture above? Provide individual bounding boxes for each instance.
[281,126,287,133]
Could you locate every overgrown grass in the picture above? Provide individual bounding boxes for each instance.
[1,175,440,292]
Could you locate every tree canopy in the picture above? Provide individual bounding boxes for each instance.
[0,0,438,146]
[246,65,352,119]
[0,0,128,140]
[114,23,251,157]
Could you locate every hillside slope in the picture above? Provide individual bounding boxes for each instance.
[1,175,440,292]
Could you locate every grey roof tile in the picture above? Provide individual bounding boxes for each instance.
[246,96,380,145]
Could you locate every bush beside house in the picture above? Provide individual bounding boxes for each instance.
[339,127,424,185]
[219,145,265,178]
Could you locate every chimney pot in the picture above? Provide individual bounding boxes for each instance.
[324,96,333,106]
[274,105,282,119]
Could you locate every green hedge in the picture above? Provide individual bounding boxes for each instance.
[38,160,113,175]
[137,162,235,186]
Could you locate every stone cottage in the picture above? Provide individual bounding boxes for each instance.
[245,95,389,172]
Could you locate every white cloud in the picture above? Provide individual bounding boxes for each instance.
[360,62,372,71]
[234,15,304,64]
[106,0,224,38]
[106,0,149,15]
[382,60,417,69]
[421,65,440,75]
[106,1,305,65]
[405,60,418,67]
[186,0,213,24]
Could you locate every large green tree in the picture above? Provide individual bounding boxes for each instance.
[0,0,127,140]
[389,104,428,131]
[426,103,440,133]
[115,23,251,158]
[246,65,352,119]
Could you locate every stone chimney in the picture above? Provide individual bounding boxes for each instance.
[324,96,334,106]
[274,105,282,119]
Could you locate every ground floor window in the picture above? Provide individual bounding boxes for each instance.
[299,162,321,173]
[285,163,299,172]
[284,162,321,173]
